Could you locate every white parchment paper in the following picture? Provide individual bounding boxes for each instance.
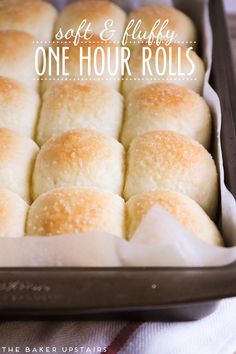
[0,0,235,267]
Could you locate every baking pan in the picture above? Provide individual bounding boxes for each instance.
[0,0,235,321]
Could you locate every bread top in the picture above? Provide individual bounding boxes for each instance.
[41,81,122,114]
[127,5,196,45]
[55,0,126,41]
[0,30,39,89]
[0,128,39,164]
[37,81,123,144]
[58,0,125,21]
[0,75,39,105]
[124,130,218,218]
[121,83,211,148]
[0,128,39,202]
[36,129,124,168]
[0,188,28,237]
[0,76,40,137]
[126,190,223,246]
[0,75,24,96]
[33,128,125,197]
[126,83,206,110]
[27,187,125,237]
[0,0,57,42]
[0,188,28,210]
[129,130,211,168]
[125,83,210,125]
[0,30,36,59]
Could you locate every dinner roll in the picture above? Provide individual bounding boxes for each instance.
[55,0,126,42]
[0,30,41,90]
[0,76,40,138]
[126,5,196,48]
[126,190,223,246]
[122,42,205,96]
[124,131,218,219]
[37,82,123,145]
[0,129,39,202]
[121,83,211,149]
[33,129,125,199]
[0,188,28,238]
[27,187,125,237]
[41,34,121,93]
[0,0,57,44]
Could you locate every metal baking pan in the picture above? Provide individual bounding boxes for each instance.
[0,0,235,320]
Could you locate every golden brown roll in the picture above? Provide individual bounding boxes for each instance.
[41,34,122,93]
[37,82,124,145]
[0,0,57,43]
[0,30,41,90]
[121,83,211,149]
[124,131,218,219]
[126,5,196,48]
[122,42,205,96]
[0,128,39,202]
[27,187,125,237]
[33,129,125,199]
[0,188,28,238]
[55,0,126,42]
[0,76,40,138]
[126,190,223,246]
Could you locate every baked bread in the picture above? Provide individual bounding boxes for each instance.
[124,131,218,219]
[55,0,126,42]
[0,188,28,238]
[121,83,211,149]
[0,76,40,138]
[126,190,223,246]
[33,129,125,199]
[122,42,205,96]
[0,0,57,44]
[37,81,123,145]
[41,34,122,92]
[27,187,125,237]
[0,128,39,202]
[126,5,196,48]
[0,30,41,90]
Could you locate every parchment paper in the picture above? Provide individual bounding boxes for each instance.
[1,0,235,267]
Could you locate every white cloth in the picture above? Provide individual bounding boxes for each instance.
[123,298,236,354]
[0,298,236,354]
